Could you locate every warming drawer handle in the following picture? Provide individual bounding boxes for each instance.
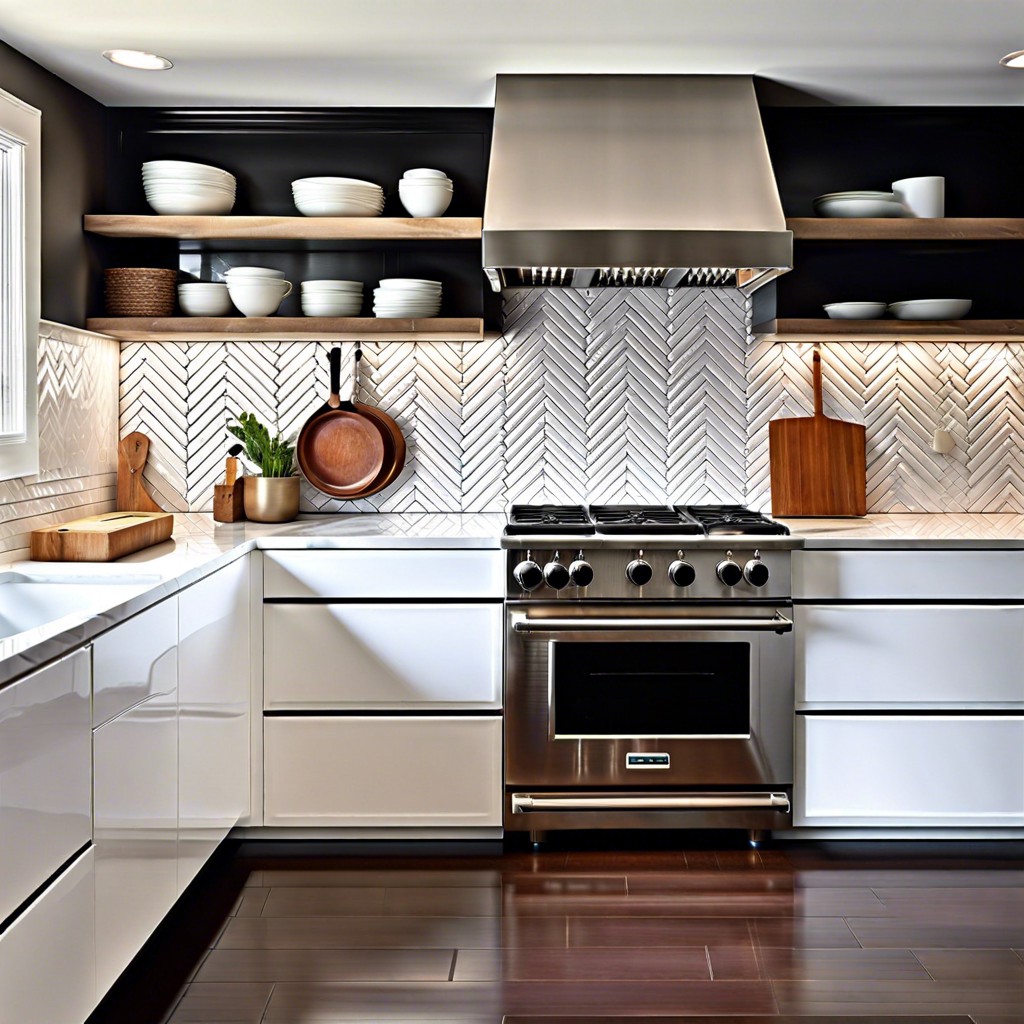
[511,792,791,813]
[510,613,793,634]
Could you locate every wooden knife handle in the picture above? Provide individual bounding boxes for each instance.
[225,456,239,487]
[812,346,824,418]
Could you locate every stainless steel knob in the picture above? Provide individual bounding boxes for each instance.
[626,552,653,587]
[513,557,544,592]
[743,557,770,588]
[716,555,743,588]
[544,556,570,591]
[668,559,696,588]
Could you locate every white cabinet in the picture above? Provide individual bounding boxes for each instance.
[265,602,502,709]
[797,604,1024,706]
[178,558,250,892]
[92,599,178,997]
[796,714,1024,827]
[0,849,95,1024]
[264,716,503,827]
[0,649,91,924]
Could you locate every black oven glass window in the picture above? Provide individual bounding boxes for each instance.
[551,641,751,737]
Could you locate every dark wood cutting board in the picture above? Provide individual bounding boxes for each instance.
[769,348,866,517]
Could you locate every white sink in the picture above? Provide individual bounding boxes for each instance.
[0,573,159,641]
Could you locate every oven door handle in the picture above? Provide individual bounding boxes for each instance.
[512,792,791,813]
[510,612,793,634]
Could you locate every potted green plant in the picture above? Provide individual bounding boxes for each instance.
[228,412,300,522]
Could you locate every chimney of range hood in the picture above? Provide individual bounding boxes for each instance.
[482,74,792,291]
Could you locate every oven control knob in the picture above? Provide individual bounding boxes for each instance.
[668,559,696,588]
[625,557,653,587]
[716,557,743,588]
[743,558,770,588]
[543,559,571,591]
[513,559,544,592]
[568,558,594,588]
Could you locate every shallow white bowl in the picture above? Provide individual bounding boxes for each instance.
[301,300,363,317]
[293,198,385,217]
[292,176,382,188]
[379,278,442,288]
[146,193,235,215]
[813,197,906,218]
[144,159,233,176]
[824,301,888,319]
[179,291,233,316]
[888,299,973,320]
[145,181,235,194]
[398,187,452,218]
[402,168,449,180]
[224,267,286,280]
[815,191,897,201]
[302,280,363,291]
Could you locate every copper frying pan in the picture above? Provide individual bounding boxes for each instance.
[297,347,385,496]
[344,350,406,496]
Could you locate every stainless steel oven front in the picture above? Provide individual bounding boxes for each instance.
[504,602,795,833]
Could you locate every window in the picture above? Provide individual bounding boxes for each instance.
[0,86,39,480]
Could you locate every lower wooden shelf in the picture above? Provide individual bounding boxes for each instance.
[86,316,486,342]
[759,318,1024,343]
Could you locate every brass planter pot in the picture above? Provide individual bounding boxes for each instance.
[243,476,300,523]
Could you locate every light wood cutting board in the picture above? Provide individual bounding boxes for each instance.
[30,512,174,562]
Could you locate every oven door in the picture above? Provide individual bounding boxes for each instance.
[505,603,794,789]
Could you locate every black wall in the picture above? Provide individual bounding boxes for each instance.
[0,40,107,326]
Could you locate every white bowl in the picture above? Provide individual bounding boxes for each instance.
[293,198,385,217]
[301,299,363,317]
[813,197,906,218]
[226,279,292,317]
[179,290,233,316]
[402,168,450,180]
[378,278,442,287]
[823,301,888,320]
[301,280,363,291]
[144,159,233,176]
[145,183,236,196]
[224,267,286,280]
[145,193,235,215]
[888,299,972,320]
[293,176,382,188]
[815,191,896,201]
[398,187,452,218]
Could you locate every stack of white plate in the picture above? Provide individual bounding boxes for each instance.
[813,191,906,218]
[301,280,364,317]
[292,177,385,217]
[142,160,236,215]
[398,168,453,217]
[373,278,442,318]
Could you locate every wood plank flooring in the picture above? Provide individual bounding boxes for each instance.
[85,837,1024,1023]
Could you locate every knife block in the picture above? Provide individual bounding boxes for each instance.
[213,480,245,522]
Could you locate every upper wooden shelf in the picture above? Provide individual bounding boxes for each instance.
[86,316,486,342]
[786,218,1024,241]
[760,318,1024,343]
[83,214,482,241]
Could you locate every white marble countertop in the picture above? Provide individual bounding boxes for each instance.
[6,509,1024,688]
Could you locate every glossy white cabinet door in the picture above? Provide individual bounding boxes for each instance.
[0,848,95,1024]
[93,597,178,999]
[797,604,1024,706]
[178,558,250,893]
[264,716,503,827]
[264,550,504,599]
[796,714,1024,826]
[264,602,502,709]
[0,648,91,924]
[92,596,177,727]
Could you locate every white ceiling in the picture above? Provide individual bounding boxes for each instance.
[1,0,1023,107]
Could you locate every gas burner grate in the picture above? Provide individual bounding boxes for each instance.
[682,504,790,536]
[589,505,704,535]
[506,504,594,536]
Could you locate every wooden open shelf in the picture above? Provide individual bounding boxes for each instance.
[83,214,482,241]
[760,318,1024,343]
[86,316,486,342]
[787,217,1024,241]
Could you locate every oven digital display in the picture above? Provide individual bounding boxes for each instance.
[551,641,751,738]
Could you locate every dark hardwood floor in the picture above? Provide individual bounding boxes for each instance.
[88,834,1024,1023]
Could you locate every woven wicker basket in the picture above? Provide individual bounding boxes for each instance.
[104,267,178,317]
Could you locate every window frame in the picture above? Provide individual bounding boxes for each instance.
[0,85,40,481]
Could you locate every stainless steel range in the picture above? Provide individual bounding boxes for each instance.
[502,504,797,844]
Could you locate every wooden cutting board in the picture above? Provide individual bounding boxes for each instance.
[30,511,174,562]
[769,348,866,517]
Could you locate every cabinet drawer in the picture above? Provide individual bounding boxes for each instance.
[263,550,503,599]
[265,603,502,709]
[796,714,1024,826]
[264,716,502,827]
[0,649,91,924]
[0,848,95,1024]
[92,597,177,727]
[797,605,1024,706]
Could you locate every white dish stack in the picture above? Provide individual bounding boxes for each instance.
[373,278,442,318]
[398,168,453,218]
[301,280,364,317]
[813,191,906,218]
[142,160,236,215]
[292,177,385,217]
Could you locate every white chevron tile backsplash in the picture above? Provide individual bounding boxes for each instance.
[114,288,1024,515]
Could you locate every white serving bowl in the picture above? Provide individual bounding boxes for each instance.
[178,285,233,317]
[378,278,442,288]
[398,185,452,218]
[301,279,363,292]
[226,279,293,317]
[823,301,888,320]
[224,267,286,280]
[145,183,236,197]
[293,176,382,187]
[293,198,385,217]
[144,159,233,177]
[402,168,450,180]
[301,298,363,317]
[888,299,972,320]
[145,192,235,215]
[816,191,897,201]
[813,197,906,218]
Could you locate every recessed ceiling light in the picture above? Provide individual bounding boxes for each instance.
[102,49,173,71]
[999,49,1024,68]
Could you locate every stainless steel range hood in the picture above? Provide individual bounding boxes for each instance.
[483,75,792,292]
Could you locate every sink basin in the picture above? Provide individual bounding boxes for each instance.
[0,573,159,641]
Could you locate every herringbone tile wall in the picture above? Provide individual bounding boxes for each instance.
[116,288,1024,515]
[1,322,120,560]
